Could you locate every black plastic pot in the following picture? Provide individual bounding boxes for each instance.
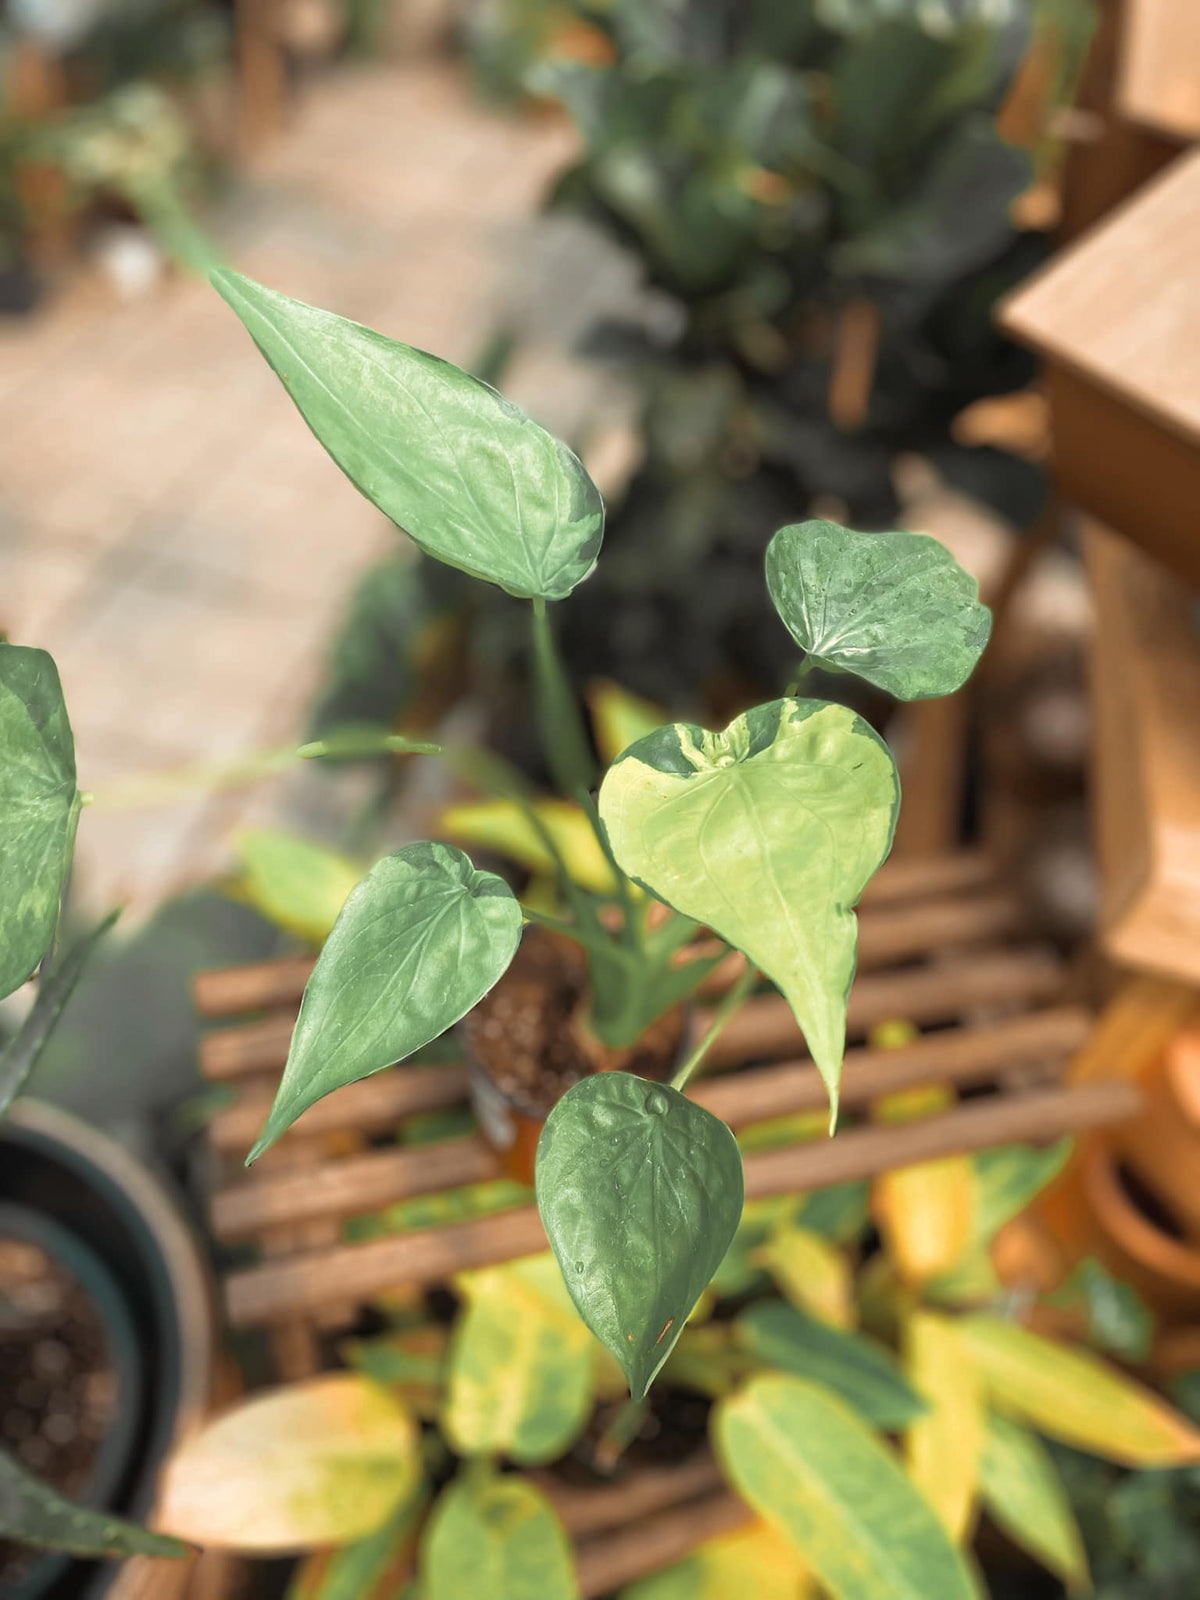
[0,1102,212,1599]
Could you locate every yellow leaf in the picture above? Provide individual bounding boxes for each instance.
[754,1226,854,1329]
[234,828,362,944]
[957,1315,1200,1467]
[440,797,614,893]
[587,678,666,768]
[158,1376,420,1550]
[904,1312,983,1541]
[873,1083,973,1285]
[620,1519,814,1600]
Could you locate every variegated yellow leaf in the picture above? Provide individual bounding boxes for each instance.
[440,797,614,893]
[904,1311,983,1541]
[958,1315,1200,1467]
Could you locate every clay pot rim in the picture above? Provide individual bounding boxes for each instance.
[1080,1136,1200,1289]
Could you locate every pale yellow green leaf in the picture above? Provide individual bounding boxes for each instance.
[904,1311,983,1541]
[157,1376,420,1550]
[445,1253,596,1464]
[600,700,899,1117]
[873,1085,973,1285]
[620,1519,814,1600]
[754,1225,854,1328]
[978,1412,1090,1592]
[716,1375,976,1600]
[234,828,362,944]
[440,797,614,893]
[957,1314,1200,1466]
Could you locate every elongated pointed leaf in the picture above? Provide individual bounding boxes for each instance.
[536,1072,744,1398]
[0,1447,184,1561]
[445,1254,596,1464]
[0,909,119,1116]
[716,1375,976,1600]
[978,1413,1089,1592]
[0,643,78,1000]
[421,1474,578,1600]
[904,1312,983,1541]
[158,1376,419,1550]
[734,1301,925,1430]
[598,700,898,1113]
[754,1225,854,1327]
[440,798,615,893]
[250,843,522,1161]
[968,1139,1072,1247]
[766,521,991,700]
[587,678,667,767]
[957,1314,1200,1467]
[287,1493,426,1600]
[212,269,603,601]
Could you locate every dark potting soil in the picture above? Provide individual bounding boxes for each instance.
[463,927,685,1117]
[0,1236,121,1589]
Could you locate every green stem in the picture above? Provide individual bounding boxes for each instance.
[671,963,759,1093]
[592,1397,649,1474]
[85,730,442,811]
[786,656,818,697]
[530,597,595,799]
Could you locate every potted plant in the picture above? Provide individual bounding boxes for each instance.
[0,654,209,1591]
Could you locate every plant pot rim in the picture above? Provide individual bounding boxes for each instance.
[1080,1135,1200,1290]
[0,1100,214,1598]
[0,1201,144,1600]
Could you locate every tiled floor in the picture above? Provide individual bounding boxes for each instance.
[0,60,630,918]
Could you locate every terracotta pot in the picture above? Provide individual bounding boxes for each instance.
[1078,1134,1200,1320]
[1111,1025,1200,1243]
[0,1102,214,1599]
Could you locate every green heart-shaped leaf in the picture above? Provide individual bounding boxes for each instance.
[598,699,899,1116]
[536,1072,744,1398]
[0,644,78,1001]
[766,521,991,700]
[715,1375,976,1600]
[213,270,603,601]
[249,843,522,1161]
[422,1473,578,1600]
[733,1301,926,1430]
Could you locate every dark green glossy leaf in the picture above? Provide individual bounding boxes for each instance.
[716,1376,976,1600]
[0,643,78,1000]
[766,521,991,700]
[599,700,898,1115]
[536,1072,744,1398]
[421,1473,578,1600]
[212,270,604,601]
[734,1301,926,1429]
[0,910,120,1117]
[249,843,522,1161]
[0,1447,184,1560]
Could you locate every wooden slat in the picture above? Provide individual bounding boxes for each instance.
[576,1494,751,1598]
[209,1061,469,1152]
[223,1081,1137,1327]
[210,1007,1090,1241]
[204,943,1064,1127]
[191,853,997,1021]
[540,1454,725,1539]
[708,947,1063,1069]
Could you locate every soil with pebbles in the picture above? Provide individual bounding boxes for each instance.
[0,1235,120,1589]
[463,927,685,1116]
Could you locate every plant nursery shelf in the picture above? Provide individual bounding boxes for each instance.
[196,852,1135,1337]
[193,850,1139,1594]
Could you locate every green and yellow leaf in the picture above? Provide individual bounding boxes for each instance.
[421,1473,578,1600]
[157,1376,420,1550]
[904,1311,983,1541]
[978,1412,1089,1591]
[440,797,614,893]
[620,1519,814,1600]
[234,828,362,944]
[957,1314,1200,1466]
[599,700,899,1117]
